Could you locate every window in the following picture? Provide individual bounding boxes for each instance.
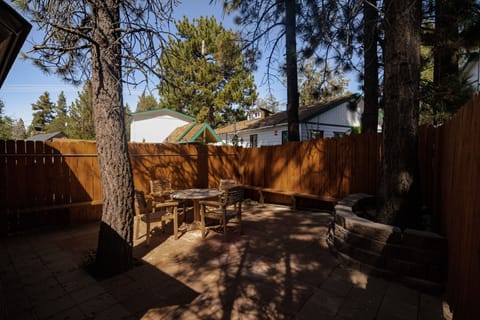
[249,134,258,147]
[281,131,288,144]
[334,131,345,137]
[311,130,324,139]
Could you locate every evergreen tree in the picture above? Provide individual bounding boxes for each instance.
[48,91,69,133]
[362,0,380,133]
[298,58,349,106]
[30,91,54,134]
[256,94,281,113]
[0,100,13,140]
[380,0,421,227]
[135,91,158,112]
[158,16,257,127]
[224,0,308,140]
[420,0,479,124]
[12,119,26,140]
[68,81,95,140]
[16,0,178,276]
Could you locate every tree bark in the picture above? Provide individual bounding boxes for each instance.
[285,0,300,142]
[362,0,379,133]
[379,0,421,227]
[91,0,134,276]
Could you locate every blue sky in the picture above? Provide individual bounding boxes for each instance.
[0,0,358,127]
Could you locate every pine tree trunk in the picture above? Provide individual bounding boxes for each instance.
[362,1,379,133]
[285,0,300,142]
[91,0,134,276]
[379,0,421,227]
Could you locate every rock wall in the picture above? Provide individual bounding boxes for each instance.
[328,193,447,294]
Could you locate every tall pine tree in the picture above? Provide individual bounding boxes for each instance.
[68,81,95,140]
[0,100,13,140]
[135,91,158,112]
[16,0,179,276]
[48,91,69,133]
[30,91,54,134]
[299,58,349,106]
[158,16,257,127]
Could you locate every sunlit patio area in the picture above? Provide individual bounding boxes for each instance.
[0,203,451,320]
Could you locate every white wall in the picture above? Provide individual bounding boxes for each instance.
[236,125,287,147]
[130,114,191,143]
[301,100,363,138]
[220,100,364,147]
[464,60,480,92]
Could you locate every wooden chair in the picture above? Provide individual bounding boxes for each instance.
[150,179,187,223]
[219,179,237,191]
[134,189,181,245]
[218,179,239,208]
[199,185,244,239]
[150,179,175,201]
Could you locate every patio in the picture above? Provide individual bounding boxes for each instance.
[1,203,451,320]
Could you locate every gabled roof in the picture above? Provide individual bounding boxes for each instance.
[216,94,362,134]
[26,131,67,142]
[0,1,32,88]
[165,123,222,144]
[131,108,196,122]
[215,118,262,135]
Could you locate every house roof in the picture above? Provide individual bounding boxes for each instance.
[131,108,196,122]
[215,118,262,135]
[216,94,362,134]
[26,131,67,142]
[165,123,222,144]
[0,1,32,88]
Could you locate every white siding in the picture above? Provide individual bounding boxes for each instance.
[219,99,364,147]
[301,100,363,139]
[464,60,480,92]
[130,115,190,143]
[235,125,287,147]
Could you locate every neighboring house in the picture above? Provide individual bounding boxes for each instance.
[216,94,363,147]
[165,123,222,144]
[462,53,480,92]
[130,108,196,143]
[26,131,67,142]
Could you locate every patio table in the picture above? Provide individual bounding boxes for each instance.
[171,188,223,223]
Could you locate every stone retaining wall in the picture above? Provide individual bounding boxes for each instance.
[328,193,447,293]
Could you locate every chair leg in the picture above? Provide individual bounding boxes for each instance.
[222,210,227,239]
[134,216,140,240]
[183,202,187,224]
[238,212,242,235]
[200,205,206,239]
[173,206,178,240]
[146,220,150,246]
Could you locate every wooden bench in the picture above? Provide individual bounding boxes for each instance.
[11,200,103,213]
[243,185,336,209]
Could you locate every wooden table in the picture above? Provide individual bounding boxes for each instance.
[171,188,223,222]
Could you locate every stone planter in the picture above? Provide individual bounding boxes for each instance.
[327,193,447,294]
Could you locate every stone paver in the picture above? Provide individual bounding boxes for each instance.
[0,204,452,319]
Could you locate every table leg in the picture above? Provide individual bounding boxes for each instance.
[193,199,200,222]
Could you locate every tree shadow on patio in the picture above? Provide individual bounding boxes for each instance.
[137,205,338,319]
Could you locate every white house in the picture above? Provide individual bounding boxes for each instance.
[130,108,196,143]
[462,53,480,92]
[216,94,364,147]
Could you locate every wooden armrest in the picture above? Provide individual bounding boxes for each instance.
[153,201,179,208]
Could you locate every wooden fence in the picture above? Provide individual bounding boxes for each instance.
[434,95,480,319]
[0,133,382,231]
